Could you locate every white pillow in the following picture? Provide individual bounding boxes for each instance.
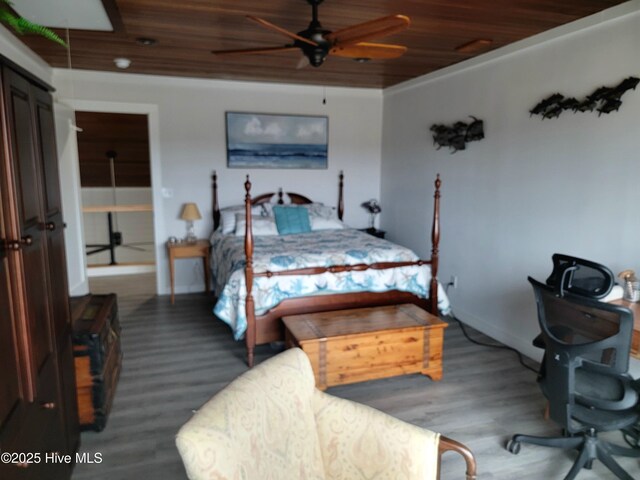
[220,205,262,234]
[303,203,337,220]
[234,214,278,236]
[310,217,346,231]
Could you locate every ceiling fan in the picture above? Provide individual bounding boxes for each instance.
[211,0,410,67]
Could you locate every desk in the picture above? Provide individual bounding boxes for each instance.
[167,240,211,304]
[610,299,640,359]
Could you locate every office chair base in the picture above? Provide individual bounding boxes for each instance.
[508,430,640,480]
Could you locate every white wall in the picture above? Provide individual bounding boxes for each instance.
[381,3,640,364]
[52,70,384,296]
[54,103,90,295]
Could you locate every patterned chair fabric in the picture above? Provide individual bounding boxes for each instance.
[176,348,440,480]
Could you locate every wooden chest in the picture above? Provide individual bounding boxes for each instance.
[283,304,447,390]
[70,294,122,431]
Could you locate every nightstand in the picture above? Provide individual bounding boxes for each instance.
[167,239,211,304]
[358,228,386,239]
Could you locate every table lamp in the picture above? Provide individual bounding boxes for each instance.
[361,199,381,231]
[180,202,201,243]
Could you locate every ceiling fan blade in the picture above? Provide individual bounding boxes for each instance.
[246,15,317,47]
[325,15,410,47]
[212,45,298,56]
[330,42,407,60]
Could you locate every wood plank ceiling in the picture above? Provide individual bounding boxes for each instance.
[16,0,628,89]
[76,111,151,188]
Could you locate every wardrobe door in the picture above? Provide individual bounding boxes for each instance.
[2,67,56,400]
[33,88,69,339]
[33,86,80,454]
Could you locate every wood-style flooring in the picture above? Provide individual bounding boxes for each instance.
[73,275,640,479]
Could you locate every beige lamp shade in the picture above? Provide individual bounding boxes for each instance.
[180,203,202,221]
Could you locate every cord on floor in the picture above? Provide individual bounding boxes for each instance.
[445,283,539,374]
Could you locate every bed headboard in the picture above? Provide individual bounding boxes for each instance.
[250,190,313,206]
[211,171,344,230]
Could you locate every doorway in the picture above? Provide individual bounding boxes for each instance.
[76,111,156,294]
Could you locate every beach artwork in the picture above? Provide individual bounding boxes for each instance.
[226,112,328,169]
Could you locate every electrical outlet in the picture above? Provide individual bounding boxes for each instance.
[450,275,458,289]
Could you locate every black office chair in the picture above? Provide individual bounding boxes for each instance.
[507,277,640,480]
[545,253,615,299]
[533,254,616,376]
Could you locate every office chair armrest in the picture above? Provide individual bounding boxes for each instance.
[575,374,639,411]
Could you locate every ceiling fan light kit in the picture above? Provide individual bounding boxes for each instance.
[114,57,131,69]
[211,0,410,67]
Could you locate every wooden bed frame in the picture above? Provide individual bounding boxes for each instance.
[212,171,441,367]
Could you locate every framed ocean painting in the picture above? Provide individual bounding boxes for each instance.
[226,112,328,169]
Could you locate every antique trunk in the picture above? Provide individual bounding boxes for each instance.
[70,294,122,431]
[282,304,447,390]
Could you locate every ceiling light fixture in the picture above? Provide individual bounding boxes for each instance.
[455,38,493,54]
[136,37,157,46]
[114,57,131,69]
[354,57,371,63]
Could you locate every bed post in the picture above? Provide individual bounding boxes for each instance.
[338,170,344,221]
[277,188,284,205]
[212,170,220,230]
[244,175,256,367]
[429,175,441,314]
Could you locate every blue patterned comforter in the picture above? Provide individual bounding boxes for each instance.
[211,229,450,339]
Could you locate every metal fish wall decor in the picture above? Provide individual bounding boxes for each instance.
[430,116,484,153]
[530,76,639,119]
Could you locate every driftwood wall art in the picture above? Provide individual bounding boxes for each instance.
[530,76,639,119]
[430,116,484,153]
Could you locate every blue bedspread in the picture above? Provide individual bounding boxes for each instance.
[211,229,450,339]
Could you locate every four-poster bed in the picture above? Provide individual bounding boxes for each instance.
[210,171,444,367]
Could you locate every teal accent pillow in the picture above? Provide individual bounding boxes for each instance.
[273,206,312,235]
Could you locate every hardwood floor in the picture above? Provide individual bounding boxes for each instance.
[71,284,640,479]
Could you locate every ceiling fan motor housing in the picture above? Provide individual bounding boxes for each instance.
[298,0,330,66]
[297,28,330,66]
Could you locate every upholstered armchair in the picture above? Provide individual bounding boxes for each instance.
[176,348,476,480]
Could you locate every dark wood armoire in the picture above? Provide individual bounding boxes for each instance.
[0,57,79,479]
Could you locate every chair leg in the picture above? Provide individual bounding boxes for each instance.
[601,440,640,458]
[596,445,636,480]
[509,430,639,480]
[510,433,584,450]
[563,445,592,480]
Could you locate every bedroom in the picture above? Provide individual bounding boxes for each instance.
[1,0,639,479]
